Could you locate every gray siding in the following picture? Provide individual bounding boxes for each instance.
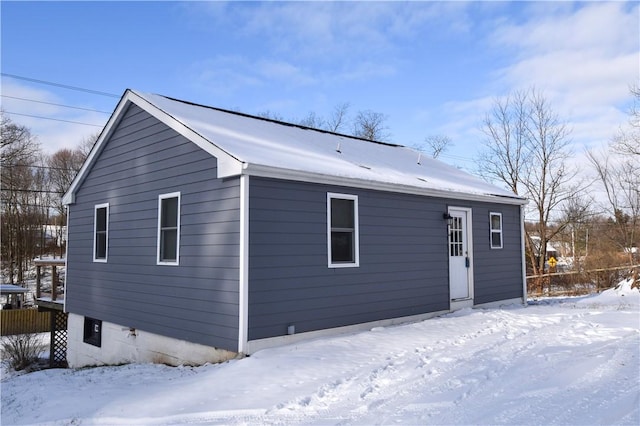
[471,203,524,304]
[248,178,524,341]
[248,178,451,340]
[66,104,241,351]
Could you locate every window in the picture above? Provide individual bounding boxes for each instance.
[93,203,109,262]
[327,193,359,267]
[157,192,180,265]
[490,212,503,249]
[83,317,102,347]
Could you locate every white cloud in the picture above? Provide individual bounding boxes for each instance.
[187,1,473,93]
[493,2,637,54]
[283,2,471,56]
[256,60,317,86]
[436,2,638,166]
[488,2,638,128]
[189,55,266,97]
[188,55,317,99]
[1,81,106,155]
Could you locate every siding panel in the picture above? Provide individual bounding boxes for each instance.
[248,178,524,341]
[248,178,451,340]
[66,104,241,351]
[471,203,524,304]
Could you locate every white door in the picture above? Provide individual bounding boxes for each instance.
[448,208,473,306]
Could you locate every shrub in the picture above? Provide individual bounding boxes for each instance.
[1,333,45,371]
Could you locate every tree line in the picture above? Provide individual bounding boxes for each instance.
[477,87,639,276]
[1,112,94,282]
[1,86,638,284]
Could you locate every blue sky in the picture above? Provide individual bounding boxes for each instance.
[1,1,638,172]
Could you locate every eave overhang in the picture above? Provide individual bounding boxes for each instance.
[241,163,528,206]
[63,89,527,208]
[63,89,243,205]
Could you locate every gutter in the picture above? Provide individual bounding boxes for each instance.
[241,163,528,206]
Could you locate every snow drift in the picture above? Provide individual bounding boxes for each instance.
[2,280,638,425]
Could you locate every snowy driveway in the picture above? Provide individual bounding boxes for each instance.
[2,283,638,425]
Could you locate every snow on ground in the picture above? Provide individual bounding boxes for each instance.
[2,280,639,426]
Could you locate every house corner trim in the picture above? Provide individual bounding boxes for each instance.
[238,175,249,353]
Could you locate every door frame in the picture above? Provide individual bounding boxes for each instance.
[448,206,474,310]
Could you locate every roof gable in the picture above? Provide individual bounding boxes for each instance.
[64,89,526,205]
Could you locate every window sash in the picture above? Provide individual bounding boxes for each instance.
[327,193,359,267]
[83,317,102,347]
[93,204,109,262]
[157,192,180,265]
[490,212,503,249]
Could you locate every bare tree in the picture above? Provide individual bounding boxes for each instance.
[298,111,326,129]
[588,86,640,268]
[422,135,453,159]
[353,110,389,142]
[0,112,39,166]
[256,103,388,143]
[612,85,640,157]
[1,113,45,282]
[48,147,88,256]
[256,110,284,121]
[523,91,579,268]
[477,88,579,275]
[78,132,100,158]
[588,154,639,267]
[49,148,87,198]
[326,102,350,133]
[1,112,95,278]
[299,103,352,134]
[477,90,530,194]
[557,194,593,267]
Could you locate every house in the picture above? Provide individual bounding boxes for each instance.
[528,235,562,270]
[62,89,528,367]
[1,284,28,309]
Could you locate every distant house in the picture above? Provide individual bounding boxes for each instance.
[42,224,66,247]
[529,235,561,269]
[62,90,528,367]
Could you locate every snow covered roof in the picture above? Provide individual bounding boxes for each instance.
[64,89,527,205]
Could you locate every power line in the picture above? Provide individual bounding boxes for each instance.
[1,73,120,98]
[1,203,63,209]
[3,111,104,127]
[1,188,64,194]
[1,94,112,114]
[4,163,83,172]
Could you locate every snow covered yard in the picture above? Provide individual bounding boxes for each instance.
[2,280,638,425]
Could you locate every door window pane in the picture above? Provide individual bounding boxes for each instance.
[449,216,463,257]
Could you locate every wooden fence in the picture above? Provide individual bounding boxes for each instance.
[1,309,51,336]
[527,264,640,297]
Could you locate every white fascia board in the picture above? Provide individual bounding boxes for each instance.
[62,90,244,205]
[128,91,244,177]
[62,91,131,205]
[242,164,528,206]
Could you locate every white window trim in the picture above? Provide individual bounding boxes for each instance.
[327,192,360,268]
[490,212,503,249]
[93,203,109,262]
[157,192,181,266]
